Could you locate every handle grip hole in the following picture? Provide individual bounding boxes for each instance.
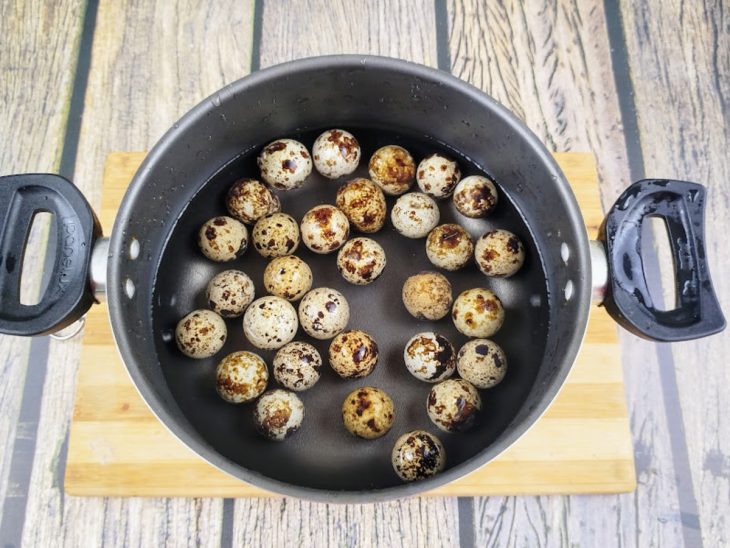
[19,211,55,306]
[640,215,677,311]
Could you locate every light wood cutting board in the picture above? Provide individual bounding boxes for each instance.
[64,152,636,497]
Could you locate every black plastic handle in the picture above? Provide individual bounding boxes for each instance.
[0,174,101,336]
[598,179,725,342]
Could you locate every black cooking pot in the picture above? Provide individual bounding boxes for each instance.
[0,56,724,502]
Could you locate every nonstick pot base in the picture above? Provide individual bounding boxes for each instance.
[64,152,635,497]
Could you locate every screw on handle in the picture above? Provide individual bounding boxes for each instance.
[0,174,101,336]
[598,179,725,342]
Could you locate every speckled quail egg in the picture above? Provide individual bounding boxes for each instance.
[252,212,300,258]
[427,378,482,433]
[215,351,268,403]
[175,309,227,359]
[391,430,446,482]
[312,129,361,179]
[263,255,313,301]
[457,339,507,389]
[335,178,387,233]
[206,270,255,318]
[368,145,416,195]
[328,329,379,379]
[254,389,304,441]
[198,216,248,262]
[416,153,461,198]
[391,192,440,239]
[342,387,395,440]
[403,332,456,383]
[257,139,312,190]
[452,288,505,338]
[272,341,322,391]
[453,175,498,218]
[298,287,350,340]
[336,237,386,285]
[474,229,526,277]
[425,224,474,271]
[243,296,298,350]
[225,178,281,224]
[300,205,350,254]
[401,271,453,321]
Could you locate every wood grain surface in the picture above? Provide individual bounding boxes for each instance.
[14,1,253,547]
[65,152,635,498]
[621,1,730,544]
[1,0,728,545]
[0,0,87,522]
[446,0,706,545]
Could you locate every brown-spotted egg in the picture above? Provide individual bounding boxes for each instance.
[401,271,453,321]
[453,175,498,218]
[225,178,280,224]
[416,153,461,198]
[335,178,387,233]
[457,339,507,389]
[368,145,416,195]
[298,287,350,340]
[312,129,361,179]
[452,288,504,338]
[328,329,379,379]
[342,386,395,440]
[403,332,456,383]
[206,270,255,318]
[300,205,350,254]
[273,341,322,391]
[252,212,300,258]
[425,223,474,271]
[243,296,298,350]
[474,229,525,277]
[175,309,227,359]
[263,255,312,301]
[257,139,312,190]
[391,430,446,481]
[215,350,268,403]
[336,237,386,285]
[427,378,482,432]
[198,216,248,262]
[391,192,440,239]
[254,389,304,441]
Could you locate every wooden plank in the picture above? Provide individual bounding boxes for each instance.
[0,0,88,521]
[620,1,730,544]
[259,0,438,68]
[446,0,695,545]
[245,3,459,545]
[64,151,635,501]
[18,1,254,547]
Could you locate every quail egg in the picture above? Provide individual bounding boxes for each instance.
[175,309,227,359]
[263,255,313,301]
[225,178,281,224]
[457,339,507,389]
[254,389,304,441]
[416,153,461,198]
[206,270,255,318]
[252,212,300,258]
[336,237,386,285]
[403,332,456,383]
[391,430,446,482]
[335,178,387,233]
[243,296,298,350]
[391,192,440,239]
[273,341,322,391]
[198,216,248,262]
[453,175,498,218]
[312,129,361,178]
[300,205,350,254]
[328,329,379,379]
[452,288,505,338]
[215,350,268,403]
[425,224,474,271]
[342,387,395,440]
[298,287,350,340]
[401,271,453,321]
[427,378,482,433]
[474,229,526,277]
[257,139,312,190]
[368,145,416,195]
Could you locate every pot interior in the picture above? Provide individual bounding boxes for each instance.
[153,126,549,490]
[108,57,590,499]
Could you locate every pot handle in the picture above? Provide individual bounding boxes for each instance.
[597,179,725,342]
[0,174,101,336]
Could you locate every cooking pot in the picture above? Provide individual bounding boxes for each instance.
[0,56,724,502]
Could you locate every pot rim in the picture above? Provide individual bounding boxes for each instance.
[107,54,592,503]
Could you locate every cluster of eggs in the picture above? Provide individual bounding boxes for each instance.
[173,128,525,483]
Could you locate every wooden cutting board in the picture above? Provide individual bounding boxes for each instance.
[64,152,636,497]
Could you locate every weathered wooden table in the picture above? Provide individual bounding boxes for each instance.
[1,1,728,546]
